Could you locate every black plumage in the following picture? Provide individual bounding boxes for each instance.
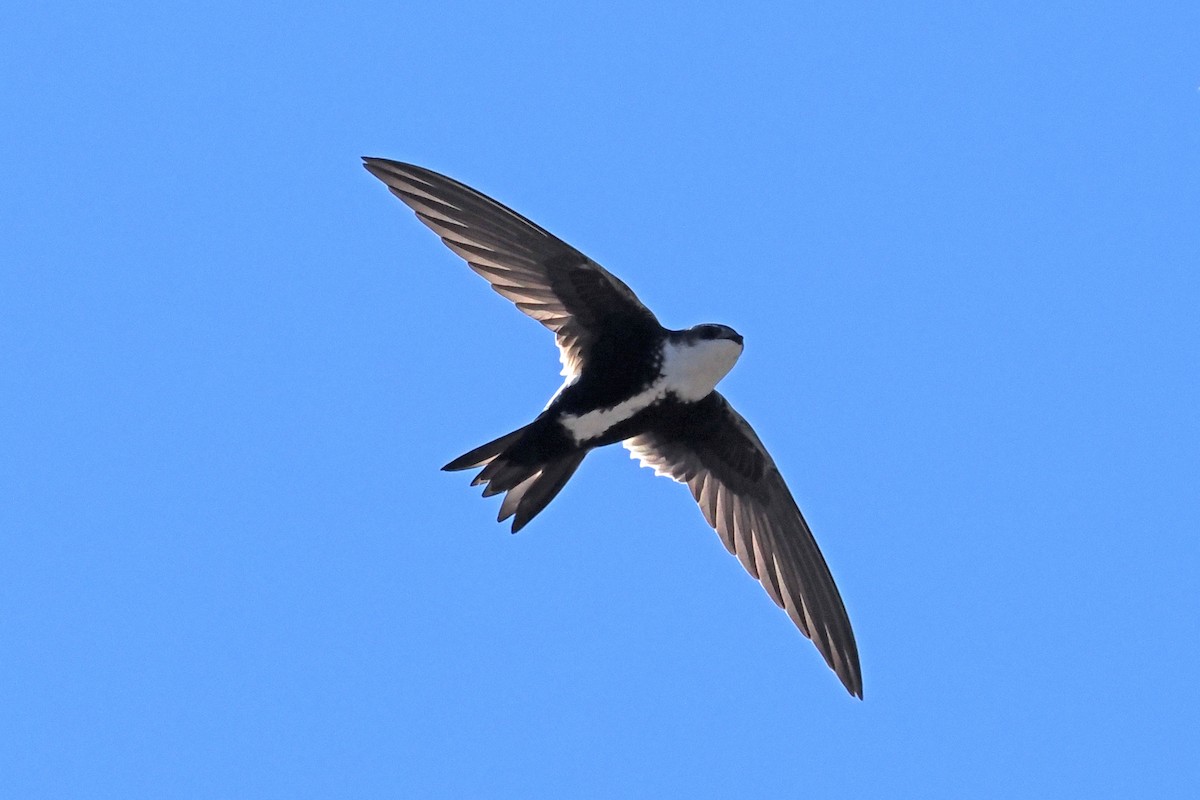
[364,158,863,698]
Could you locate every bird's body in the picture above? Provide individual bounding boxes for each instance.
[555,327,745,447]
[364,158,863,698]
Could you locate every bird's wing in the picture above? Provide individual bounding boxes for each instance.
[624,392,862,697]
[364,158,660,377]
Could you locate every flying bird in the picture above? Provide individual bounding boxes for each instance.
[364,158,862,698]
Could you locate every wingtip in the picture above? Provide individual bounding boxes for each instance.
[362,156,427,179]
[362,156,411,182]
[362,156,389,178]
[842,671,864,700]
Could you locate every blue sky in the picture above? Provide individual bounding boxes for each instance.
[3,2,1198,797]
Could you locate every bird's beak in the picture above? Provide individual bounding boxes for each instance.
[728,332,744,347]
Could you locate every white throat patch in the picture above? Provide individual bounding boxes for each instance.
[660,337,743,402]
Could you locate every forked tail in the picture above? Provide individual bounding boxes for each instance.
[443,424,586,532]
[442,425,530,472]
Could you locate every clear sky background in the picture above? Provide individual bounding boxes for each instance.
[3,2,1198,798]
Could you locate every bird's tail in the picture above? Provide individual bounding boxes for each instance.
[442,425,531,472]
[443,425,586,532]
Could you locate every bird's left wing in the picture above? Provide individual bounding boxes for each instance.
[624,392,863,697]
[363,158,659,377]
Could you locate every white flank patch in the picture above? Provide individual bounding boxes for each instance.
[660,337,743,402]
[559,381,668,444]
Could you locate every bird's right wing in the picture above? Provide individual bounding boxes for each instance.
[625,392,862,697]
[363,158,660,378]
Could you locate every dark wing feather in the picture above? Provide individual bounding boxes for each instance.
[625,392,863,698]
[363,158,660,376]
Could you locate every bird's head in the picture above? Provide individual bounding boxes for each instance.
[686,323,744,347]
